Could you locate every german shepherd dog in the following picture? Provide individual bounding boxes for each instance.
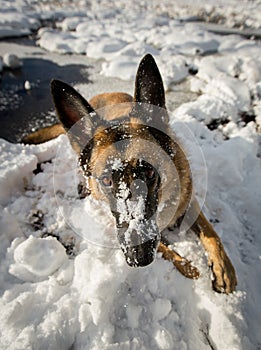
[23,54,237,293]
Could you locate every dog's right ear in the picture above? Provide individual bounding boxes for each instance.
[51,80,102,149]
[132,54,169,129]
[134,54,166,109]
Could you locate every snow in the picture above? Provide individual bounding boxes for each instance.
[0,0,261,349]
[24,80,31,90]
[10,235,68,282]
[3,54,22,69]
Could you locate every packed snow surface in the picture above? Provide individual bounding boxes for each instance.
[0,0,261,349]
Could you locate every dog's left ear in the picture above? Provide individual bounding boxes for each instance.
[134,54,166,109]
[51,79,103,151]
[51,79,98,131]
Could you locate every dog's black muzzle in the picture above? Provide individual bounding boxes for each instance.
[108,160,161,267]
[116,219,160,267]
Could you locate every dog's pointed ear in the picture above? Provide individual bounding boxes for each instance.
[134,54,166,109]
[51,79,98,131]
[51,80,102,150]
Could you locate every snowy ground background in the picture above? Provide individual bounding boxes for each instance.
[0,0,261,349]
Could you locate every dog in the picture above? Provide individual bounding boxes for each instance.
[23,54,237,293]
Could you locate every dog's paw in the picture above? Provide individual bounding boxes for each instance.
[158,242,200,280]
[210,253,237,294]
[174,259,200,280]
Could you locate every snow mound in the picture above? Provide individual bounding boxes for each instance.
[10,236,68,282]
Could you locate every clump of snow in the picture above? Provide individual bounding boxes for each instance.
[3,53,22,69]
[0,140,37,206]
[57,16,88,32]
[10,235,68,282]
[0,11,40,38]
[24,80,31,90]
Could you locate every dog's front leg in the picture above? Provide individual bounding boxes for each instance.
[190,201,237,293]
[158,242,200,280]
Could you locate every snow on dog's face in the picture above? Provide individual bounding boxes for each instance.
[80,122,162,267]
[99,159,160,267]
[110,159,160,267]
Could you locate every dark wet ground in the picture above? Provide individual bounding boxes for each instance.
[0,40,91,143]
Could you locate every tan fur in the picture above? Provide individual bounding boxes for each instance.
[90,93,133,121]
[89,92,133,109]
[22,123,65,144]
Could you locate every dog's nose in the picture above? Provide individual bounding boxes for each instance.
[117,223,160,267]
[124,238,158,267]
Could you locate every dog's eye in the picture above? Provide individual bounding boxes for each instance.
[146,168,155,180]
[101,175,113,187]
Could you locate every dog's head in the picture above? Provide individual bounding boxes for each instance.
[51,54,185,267]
